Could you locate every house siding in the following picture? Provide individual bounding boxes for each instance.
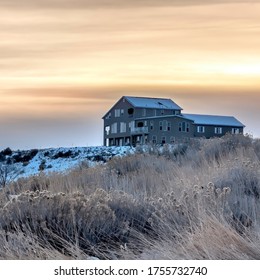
[137,116,194,144]
[103,96,245,146]
[193,125,244,138]
[103,97,149,146]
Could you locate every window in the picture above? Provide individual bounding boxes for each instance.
[179,122,190,132]
[120,122,126,133]
[105,112,111,119]
[170,136,175,143]
[161,136,166,144]
[154,109,157,116]
[150,121,154,130]
[129,121,134,132]
[174,110,180,115]
[159,121,163,131]
[197,126,205,133]
[128,108,134,116]
[111,123,118,134]
[214,127,223,134]
[232,128,240,134]
[115,109,120,117]
[142,108,146,117]
[137,122,144,127]
[121,109,124,115]
[163,120,168,131]
[167,122,171,131]
[182,122,186,132]
[152,135,157,144]
[161,109,164,115]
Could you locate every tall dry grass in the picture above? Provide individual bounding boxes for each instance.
[0,134,260,259]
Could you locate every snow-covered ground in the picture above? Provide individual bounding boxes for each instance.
[0,146,135,180]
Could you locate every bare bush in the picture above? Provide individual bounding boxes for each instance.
[0,163,22,189]
[1,135,260,259]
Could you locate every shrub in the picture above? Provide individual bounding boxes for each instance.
[1,135,260,259]
[0,189,155,258]
[52,150,73,159]
[253,139,260,160]
[39,160,46,171]
[1,147,12,156]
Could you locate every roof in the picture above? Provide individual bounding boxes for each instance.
[183,114,245,127]
[125,96,182,110]
[135,114,189,121]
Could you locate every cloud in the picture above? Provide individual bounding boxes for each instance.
[0,0,259,10]
[0,87,120,102]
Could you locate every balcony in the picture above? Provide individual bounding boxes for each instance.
[130,127,148,135]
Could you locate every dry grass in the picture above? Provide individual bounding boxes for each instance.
[0,134,260,259]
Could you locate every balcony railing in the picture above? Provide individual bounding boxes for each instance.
[130,127,148,135]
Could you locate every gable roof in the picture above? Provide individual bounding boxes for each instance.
[125,96,182,110]
[183,113,245,127]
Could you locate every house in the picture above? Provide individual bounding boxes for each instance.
[102,96,245,146]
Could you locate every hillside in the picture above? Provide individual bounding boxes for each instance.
[0,145,134,182]
[0,134,260,260]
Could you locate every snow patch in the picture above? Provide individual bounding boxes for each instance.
[0,146,135,180]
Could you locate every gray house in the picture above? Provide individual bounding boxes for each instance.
[102,96,245,146]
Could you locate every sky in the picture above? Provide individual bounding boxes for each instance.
[0,0,260,150]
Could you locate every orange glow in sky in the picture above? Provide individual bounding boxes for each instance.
[0,0,260,149]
